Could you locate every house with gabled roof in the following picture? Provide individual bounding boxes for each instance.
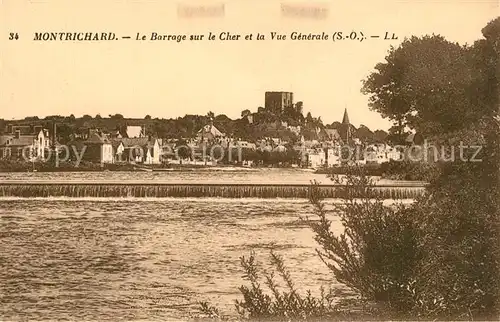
[0,127,51,160]
[197,123,225,143]
[69,129,114,164]
[113,137,161,164]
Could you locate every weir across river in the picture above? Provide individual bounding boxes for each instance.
[0,181,427,199]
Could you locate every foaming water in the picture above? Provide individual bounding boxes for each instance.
[0,198,351,321]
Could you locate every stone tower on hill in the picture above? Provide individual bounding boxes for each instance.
[265,91,294,114]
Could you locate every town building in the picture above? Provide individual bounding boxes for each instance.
[365,143,404,164]
[69,129,113,164]
[305,148,326,168]
[326,147,341,167]
[0,126,51,160]
[114,137,161,164]
[323,129,342,143]
[197,123,225,143]
[339,108,352,144]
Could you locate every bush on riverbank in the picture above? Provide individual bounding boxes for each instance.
[199,173,426,320]
[199,164,499,320]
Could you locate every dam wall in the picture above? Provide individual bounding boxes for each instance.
[0,181,427,199]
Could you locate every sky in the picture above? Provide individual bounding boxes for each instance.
[0,0,498,131]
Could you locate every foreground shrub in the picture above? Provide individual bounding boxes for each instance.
[199,169,425,320]
[309,172,424,317]
[200,250,388,321]
[408,161,500,320]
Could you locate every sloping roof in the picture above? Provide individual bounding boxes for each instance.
[119,137,156,148]
[11,125,34,135]
[338,123,353,144]
[0,134,36,147]
[85,132,111,144]
[198,124,224,137]
[324,129,342,141]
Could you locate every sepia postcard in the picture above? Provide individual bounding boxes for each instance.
[1,0,499,321]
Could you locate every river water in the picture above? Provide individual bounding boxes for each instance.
[0,169,411,321]
[0,167,418,185]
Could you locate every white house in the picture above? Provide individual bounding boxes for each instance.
[35,129,51,159]
[115,137,161,164]
[365,144,403,164]
[144,139,161,165]
[306,149,326,168]
[326,148,341,167]
[0,128,51,160]
[100,142,114,164]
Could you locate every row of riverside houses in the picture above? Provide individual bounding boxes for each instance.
[68,127,162,165]
[0,112,419,168]
[0,93,425,168]
[0,124,162,165]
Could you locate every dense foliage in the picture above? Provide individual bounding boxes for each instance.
[0,109,388,145]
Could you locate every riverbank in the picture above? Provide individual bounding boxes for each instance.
[314,161,440,182]
[0,160,264,172]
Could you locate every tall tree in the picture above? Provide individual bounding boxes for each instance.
[241,109,251,118]
[362,35,481,137]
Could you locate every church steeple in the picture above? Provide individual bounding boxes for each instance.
[341,108,351,144]
[342,108,350,125]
